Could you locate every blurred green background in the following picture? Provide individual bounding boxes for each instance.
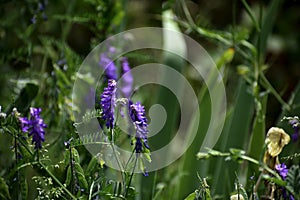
[1,0,300,199]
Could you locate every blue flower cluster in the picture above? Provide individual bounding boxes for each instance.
[99,51,149,154]
[289,118,299,142]
[31,0,48,24]
[275,163,288,180]
[275,163,295,200]
[98,49,133,98]
[99,48,149,176]
[129,101,149,153]
[20,107,47,149]
[100,79,149,154]
[100,79,117,129]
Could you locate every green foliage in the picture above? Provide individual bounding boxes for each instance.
[286,165,300,198]
[184,176,212,200]
[0,0,300,199]
[0,177,11,200]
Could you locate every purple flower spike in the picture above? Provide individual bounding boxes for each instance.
[120,57,133,98]
[289,118,300,142]
[99,53,117,81]
[129,101,149,153]
[100,79,117,129]
[275,163,288,180]
[20,107,47,149]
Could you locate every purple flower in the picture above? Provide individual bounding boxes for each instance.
[275,163,288,180]
[120,57,133,98]
[38,2,45,11]
[283,189,295,200]
[99,53,117,81]
[30,16,37,24]
[19,107,47,149]
[100,79,117,129]
[289,118,299,142]
[129,101,149,153]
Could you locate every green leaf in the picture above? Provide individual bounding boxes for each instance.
[64,150,70,168]
[20,175,28,200]
[286,165,300,196]
[258,0,283,61]
[7,83,39,113]
[248,93,268,170]
[74,163,88,190]
[143,148,152,163]
[241,0,260,31]
[184,192,196,200]
[71,148,80,163]
[65,166,72,187]
[85,156,98,177]
[0,177,11,200]
[211,80,255,195]
[53,64,71,88]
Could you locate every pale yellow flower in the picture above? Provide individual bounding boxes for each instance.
[265,127,290,157]
[230,194,244,200]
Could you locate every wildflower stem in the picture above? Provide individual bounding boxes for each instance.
[38,161,77,199]
[241,0,260,32]
[8,128,76,199]
[124,148,135,172]
[259,71,290,110]
[125,155,138,198]
[14,135,20,198]
[110,129,126,193]
[250,173,262,200]
[88,180,95,200]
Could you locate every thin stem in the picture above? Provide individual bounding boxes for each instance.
[69,147,78,195]
[14,135,20,198]
[124,148,136,172]
[38,161,77,199]
[175,19,232,46]
[124,155,138,198]
[250,173,263,200]
[180,0,195,26]
[88,181,95,200]
[259,72,290,110]
[11,129,76,199]
[17,161,39,171]
[110,129,126,192]
[151,171,158,199]
[241,0,260,32]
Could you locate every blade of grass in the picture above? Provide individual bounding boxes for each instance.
[246,92,268,185]
[211,79,255,195]
[248,93,268,161]
[258,0,283,64]
[140,9,186,199]
[241,0,260,32]
[177,49,235,198]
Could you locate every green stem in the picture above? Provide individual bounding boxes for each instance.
[124,155,138,197]
[110,129,126,193]
[38,161,77,199]
[241,0,260,32]
[11,129,76,199]
[88,181,95,200]
[124,148,135,172]
[259,72,290,110]
[180,0,195,26]
[151,171,158,199]
[69,147,78,195]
